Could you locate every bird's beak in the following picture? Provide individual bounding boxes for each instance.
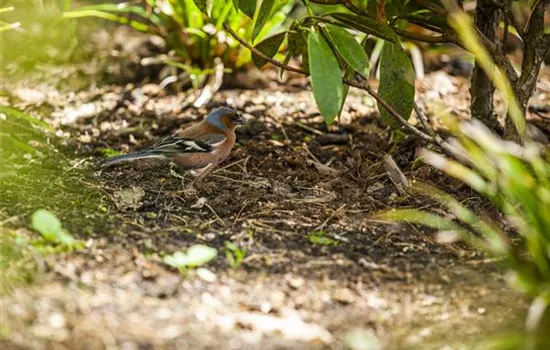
[235,113,246,125]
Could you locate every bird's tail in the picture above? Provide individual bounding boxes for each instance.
[101,149,167,168]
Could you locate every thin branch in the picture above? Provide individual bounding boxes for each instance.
[413,0,448,17]
[308,0,363,14]
[487,0,526,39]
[223,23,307,75]
[393,27,450,43]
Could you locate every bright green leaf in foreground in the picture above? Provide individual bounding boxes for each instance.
[307,31,343,124]
[31,210,63,242]
[377,41,415,128]
[324,24,369,77]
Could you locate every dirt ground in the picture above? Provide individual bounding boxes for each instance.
[2,32,550,349]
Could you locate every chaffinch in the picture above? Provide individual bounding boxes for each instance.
[101,106,245,172]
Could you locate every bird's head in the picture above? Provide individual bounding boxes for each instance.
[205,106,245,130]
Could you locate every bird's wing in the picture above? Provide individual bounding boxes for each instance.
[151,135,215,155]
[195,133,227,147]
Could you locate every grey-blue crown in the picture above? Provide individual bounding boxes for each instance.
[205,106,238,129]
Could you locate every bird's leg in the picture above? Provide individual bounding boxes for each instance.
[190,162,217,186]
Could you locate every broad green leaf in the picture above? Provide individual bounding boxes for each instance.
[238,0,257,18]
[252,0,274,42]
[252,31,286,68]
[308,31,343,124]
[327,12,398,42]
[324,24,369,77]
[193,0,213,16]
[377,41,415,128]
[31,210,63,242]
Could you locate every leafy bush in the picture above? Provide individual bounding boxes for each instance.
[219,0,549,140]
[64,0,294,83]
[377,118,550,346]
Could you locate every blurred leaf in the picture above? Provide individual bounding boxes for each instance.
[252,31,286,68]
[186,244,217,266]
[308,31,343,124]
[420,149,489,194]
[238,0,257,18]
[252,0,274,42]
[324,24,369,77]
[31,210,62,242]
[327,12,397,42]
[163,244,217,270]
[65,3,160,24]
[63,10,150,32]
[377,41,415,128]
[193,0,214,16]
[448,11,525,135]
[0,106,53,132]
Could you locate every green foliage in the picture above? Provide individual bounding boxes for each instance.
[224,241,247,269]
[31,210,83,250]
[252,32,286,68]
[163,244,217,273]
[64,0,292,75]
[377,42,415,127]
[308,231,339,246]
[324,24,369,78]
[0,231,36,294]
[308,30,343,124]
[377,118,550,340]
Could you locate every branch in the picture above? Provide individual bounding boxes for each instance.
[393,27,451,43]
[223,23,307,75]
[308,0,363,14]
[486,0,526,39]
[413,0,448,17]
[223,21,458,152]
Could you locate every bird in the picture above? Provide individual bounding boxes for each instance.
[101,106,245,177]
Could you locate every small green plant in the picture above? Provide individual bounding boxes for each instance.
[377,118,550,346]
[224,241,247,269]
[307,231,339,247]
[64,0,293,79]
[163,244,217,273]
[30,209,83,251]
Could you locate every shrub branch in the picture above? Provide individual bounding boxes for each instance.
[222,22,459,156]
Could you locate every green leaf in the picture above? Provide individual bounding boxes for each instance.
[193,0,213,16]
[232,0,240,12]
[185,244,217,267]
[163,244,217,270]
[377,41,415,128]
[327,12,398,42]
[31,210,63,242]
[252,0,275,42]
[238,0,257,18]
[252,31,286,68]
[308,31,343,124]
[324,24,369,77]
